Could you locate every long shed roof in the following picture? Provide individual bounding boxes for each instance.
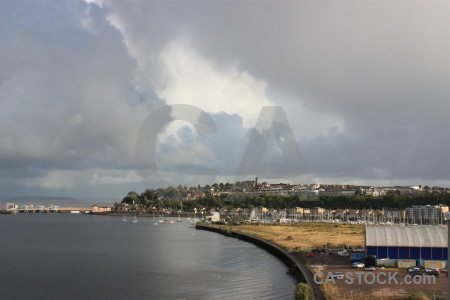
[365,225,447,248]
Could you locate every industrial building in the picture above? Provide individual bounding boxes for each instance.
[365,225,448,268]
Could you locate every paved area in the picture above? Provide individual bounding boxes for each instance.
[308,252,448,299]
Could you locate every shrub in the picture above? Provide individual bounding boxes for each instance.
[407,292,431,300]
[223,227,233,237]
[295,283,312,300]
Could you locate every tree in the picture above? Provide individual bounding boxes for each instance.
[155,200,164,209]
[143,189,158,200]
[295,283,312,300]
[122,191,140,204]
[164,186,181,199]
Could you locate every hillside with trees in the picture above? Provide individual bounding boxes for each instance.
[121,182,450,210]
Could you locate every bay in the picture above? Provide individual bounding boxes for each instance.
[0,214,295,299]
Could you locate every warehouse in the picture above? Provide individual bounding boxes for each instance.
[365,225,448,268]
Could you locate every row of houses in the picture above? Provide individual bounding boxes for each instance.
[112,202,179,214]
[238,180,447,197]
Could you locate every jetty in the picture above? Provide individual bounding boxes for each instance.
[4,203,91,213]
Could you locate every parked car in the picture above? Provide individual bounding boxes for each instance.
[352,262,365,268]
[337,250,349,256]
[410,270,423,277]
[332,272,344,279]
[407,267,419,273]
[425,270,440,277]
[306,253,314,257]
[425,268,440,276]
[364,266,376,271]
[425,268,439,273]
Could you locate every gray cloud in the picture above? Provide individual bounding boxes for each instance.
[104,0,450,184]
[1,0,449,199]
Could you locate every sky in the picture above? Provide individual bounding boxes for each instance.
[0,0,449,200]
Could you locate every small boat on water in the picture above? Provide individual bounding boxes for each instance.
[153,222,159,226]
[132,216,138,223]
[122,215,127,222]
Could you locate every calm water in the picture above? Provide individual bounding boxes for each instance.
[0,214,295,299]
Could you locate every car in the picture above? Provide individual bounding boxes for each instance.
[408,267,419,272]
[410,270,423,277]
[364,266,376,271]
[306,253,314,257]
[332,272,344,279]
[425,268,439,273]
[352,262,365,268]
[425,270,440,277]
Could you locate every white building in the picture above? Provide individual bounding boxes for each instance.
[406,204,449,224]
[207,212,221,222]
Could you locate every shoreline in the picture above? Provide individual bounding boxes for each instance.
[195,224,325,300]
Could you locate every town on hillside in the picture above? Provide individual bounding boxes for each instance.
[108,178,450,225]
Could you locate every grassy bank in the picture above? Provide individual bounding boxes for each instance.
[210,222,364,251]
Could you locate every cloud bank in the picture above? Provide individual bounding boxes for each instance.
[1,0,449,199]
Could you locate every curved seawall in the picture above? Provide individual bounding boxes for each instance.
[195,224,325,300]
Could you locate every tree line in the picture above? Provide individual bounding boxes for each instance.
[121,185,450,210]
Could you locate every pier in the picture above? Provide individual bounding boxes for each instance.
[5,203,91,213]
